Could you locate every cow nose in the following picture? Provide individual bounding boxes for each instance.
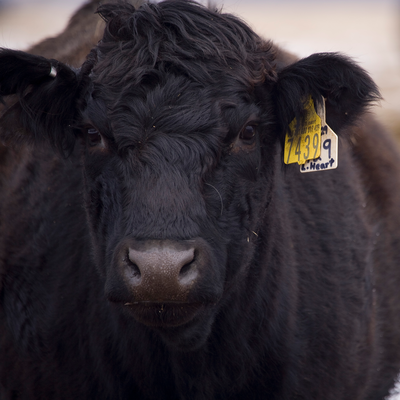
[123,240,199,303]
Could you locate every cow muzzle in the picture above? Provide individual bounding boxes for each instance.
[109,238,218,327]
[123,239,198,303]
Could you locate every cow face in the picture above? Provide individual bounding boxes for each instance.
[82,83,261,347]
[0,0,379,350]
[79,3,278,349]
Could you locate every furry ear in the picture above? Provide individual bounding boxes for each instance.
[0,49,93,154]
[273,53,381,138]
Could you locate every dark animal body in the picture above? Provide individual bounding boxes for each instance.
[1,1,400,399]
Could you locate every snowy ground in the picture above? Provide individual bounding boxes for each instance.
[390,380,400,400]
[1,0,400,398]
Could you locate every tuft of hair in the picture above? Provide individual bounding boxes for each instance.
[94,0,277,89]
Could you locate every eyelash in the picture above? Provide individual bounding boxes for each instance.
[86,126,105,148]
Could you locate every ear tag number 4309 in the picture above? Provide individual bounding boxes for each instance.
[284,96,338,173]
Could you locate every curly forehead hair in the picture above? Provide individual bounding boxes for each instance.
[89,0,277,89]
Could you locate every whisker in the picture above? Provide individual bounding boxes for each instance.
[205,183,223,217]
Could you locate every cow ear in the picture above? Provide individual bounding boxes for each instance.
[273,53,381,139]
[0,49,93,154]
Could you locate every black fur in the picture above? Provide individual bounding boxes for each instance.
[1,1,400,399]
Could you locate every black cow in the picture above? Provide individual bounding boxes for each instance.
[1,1,400,399]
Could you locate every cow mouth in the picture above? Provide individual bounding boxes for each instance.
[123,302,205,327]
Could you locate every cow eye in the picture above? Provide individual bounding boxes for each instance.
[230,124,257,153]
[86,127,104,148]
[239,125,256,143]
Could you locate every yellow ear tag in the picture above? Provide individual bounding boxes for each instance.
[284,97,321,165]
[300,97,338,173]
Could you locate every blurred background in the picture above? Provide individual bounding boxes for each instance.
[0,0,400,398]
[0,0,399,138]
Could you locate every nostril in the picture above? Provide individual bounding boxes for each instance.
[125,251,141,278]
[179,252,198,285]
[179,261,193,277]
[179,250,196,276]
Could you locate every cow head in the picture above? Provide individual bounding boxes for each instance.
[0,0,379,351]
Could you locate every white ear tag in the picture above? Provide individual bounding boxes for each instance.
[300,97,338,173]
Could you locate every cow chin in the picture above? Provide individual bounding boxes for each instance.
[124,302,217,351]
[153,307,217,352]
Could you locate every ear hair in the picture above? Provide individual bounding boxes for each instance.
[0,49,96,155]
[273,53,381,138]
[0,49,59,96]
